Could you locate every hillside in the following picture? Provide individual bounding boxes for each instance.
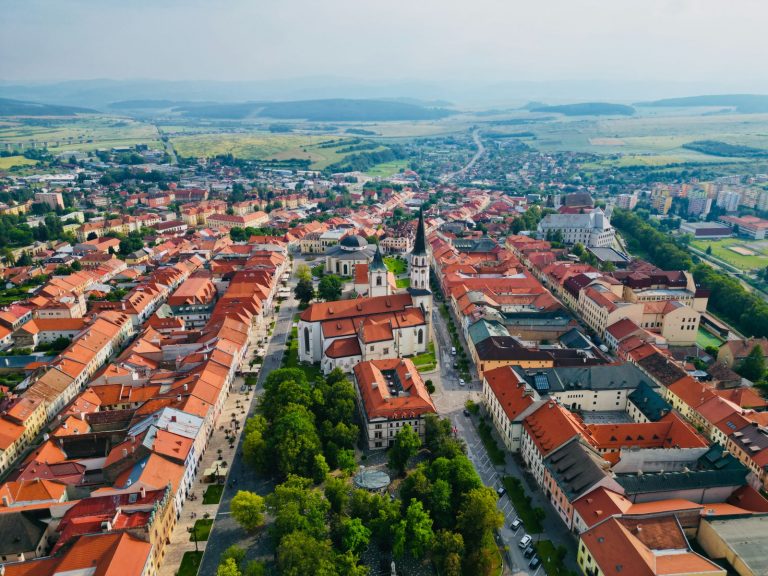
[638,94,768,113]
[530,102,635,116]
[175,98,455,121]
[682,140,768,158]
[0,97,95,116]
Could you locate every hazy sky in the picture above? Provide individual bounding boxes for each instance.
[2,0,767,88]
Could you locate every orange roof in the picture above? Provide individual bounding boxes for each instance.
[3,532,152,576]
[301,293,415,322]
[0,478,67,506]
[581,516,723,576]
[667,376,716,410]
[51,415,91,437]
[572,487,632,529]
[523,400,589,455]
[585,412,708,452]
[483,366,536,421]
[151,428,193,462]
[715,387,768,409]
[325,336,362,359]
[0,418,25,450]
[353,358,436,421]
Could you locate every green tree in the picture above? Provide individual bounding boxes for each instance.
[456,487,503,554]
[217,558,242,576]
[404,499,434,558]
[340,517,371,555]
[230,490,266,533]
[221,545,246,566]
[431,530,464,576]
[388,424,421,476]
[324,476,349,514]
[736,345,766,382]
[295,263,312,282]
[270,404,322,478]
[243,561,265,576]
[318,274,343,301]
[706,245,712,255]
[294,277,315,305]
[267,475,330,542]
[313,453,330,484]
[277,531,337,576]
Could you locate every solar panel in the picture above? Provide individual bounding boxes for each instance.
[533,373,550,392]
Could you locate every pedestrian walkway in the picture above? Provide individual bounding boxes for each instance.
[159,342,261,576]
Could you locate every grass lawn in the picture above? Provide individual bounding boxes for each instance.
[384,256,407,275]
[696,327,724,350]
[365,159,409,177]
[410,341,436,372]
[535,540,578,576]
[477,418,506,466]
[283,326,323,381]
[189,519,213,541]
[203,483,224,505]
[502,476,544,534]
[691,238,768,271]
[0,155,38,169]
[178,551,203,576]
[395,278,410,289]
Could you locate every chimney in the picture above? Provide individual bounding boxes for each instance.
[140,486,146,499]
[122,448,128,458]
[1,496,9,506]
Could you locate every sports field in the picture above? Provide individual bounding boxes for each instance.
[691,237,768,271]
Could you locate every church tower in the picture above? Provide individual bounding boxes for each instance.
[408,207,432,327]
[369,243,390,297]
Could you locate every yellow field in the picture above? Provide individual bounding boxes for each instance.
[0,155,38,169]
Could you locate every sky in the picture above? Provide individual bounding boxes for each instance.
[2,0,768,98]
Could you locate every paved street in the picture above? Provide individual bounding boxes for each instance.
[430,297,578,575]
[192,256,300,576]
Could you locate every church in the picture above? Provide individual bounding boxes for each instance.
[298,209,433,374]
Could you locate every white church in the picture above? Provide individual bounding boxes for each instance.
[297,209,433,374]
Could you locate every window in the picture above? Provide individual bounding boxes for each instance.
[376,276,382,286]
[303,327,311,354]
[417,328,424,345]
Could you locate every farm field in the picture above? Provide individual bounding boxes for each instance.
[691,237,768,271]
[0,155,38,169]
[0,116,161,153]
[170,132,393,169]
[523,109,768,167]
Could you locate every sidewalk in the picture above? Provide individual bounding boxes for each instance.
[159,356,258,575]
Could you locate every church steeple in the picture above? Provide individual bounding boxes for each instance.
[370,242,386,271]
[368,242,390,297]
[413,207,427,256]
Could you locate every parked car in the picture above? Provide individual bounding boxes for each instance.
[529,556,541,569]
[518,534,532,549]
[497,486,506,497]
[510,518,522,531]
[451,346,457,355]
[463,408,471,417]
[459,378,465,386]
[523,545,536,559]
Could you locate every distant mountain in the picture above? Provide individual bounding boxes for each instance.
[108,99,193,109]
[637,94,768,113]
[0,97,94,116]
[174,98,455,121]
[529,102,635,116]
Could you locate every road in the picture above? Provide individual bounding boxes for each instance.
[440,129,485,183]
[197,256,300,574]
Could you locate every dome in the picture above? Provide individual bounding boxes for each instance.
[340,234,368,251]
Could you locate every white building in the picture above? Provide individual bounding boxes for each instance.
[536,209,615,247]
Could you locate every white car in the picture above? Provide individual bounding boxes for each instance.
[518,534,532,549]
[510,518,522,531]
[459,378,465,386]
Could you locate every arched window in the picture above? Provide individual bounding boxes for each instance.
[304,327,311,354]
[376,275,382,286]
[417,329,424,345]
[343,264,348,276]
